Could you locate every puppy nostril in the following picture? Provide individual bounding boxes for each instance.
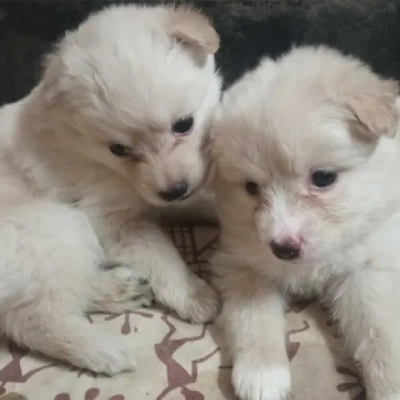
[269,240,300,261]
[159,180,188,202]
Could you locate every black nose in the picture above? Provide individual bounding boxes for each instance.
[159,180,188,202]
[270,240,300,261]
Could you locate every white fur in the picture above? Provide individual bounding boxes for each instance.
[232,363,291,400]
[0,4,221,373]
[211,46,400,399]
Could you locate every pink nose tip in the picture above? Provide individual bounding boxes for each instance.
[270,237,301,261]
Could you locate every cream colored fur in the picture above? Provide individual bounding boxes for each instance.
[0,4,221,374]
[210,46,400,400]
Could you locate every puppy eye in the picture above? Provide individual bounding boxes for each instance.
[172,116,194,136]
[311,170,337,188]
[109,143,131,157]
[245,181,260,196]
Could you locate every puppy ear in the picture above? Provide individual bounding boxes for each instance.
[40,51,65,107]
[40,37,88,110]
[167,7,219,65]
[342,74,399,140]
[40,36,78,109]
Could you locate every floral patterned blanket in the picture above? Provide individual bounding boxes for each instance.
[0,226,364,400]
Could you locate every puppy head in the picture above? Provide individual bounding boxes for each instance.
[41,4,221,206]
[212,46,399,266]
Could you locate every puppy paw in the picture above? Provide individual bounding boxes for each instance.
[180,276,221,324]
[109,267,155,308]
[232,358,291,400]
[85,336,137,375]
[90,266,155,313]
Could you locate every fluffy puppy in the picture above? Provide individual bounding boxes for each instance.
[210,46,400,400]
[0,4,221,374]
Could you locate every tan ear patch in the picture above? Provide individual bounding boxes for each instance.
[168,7,220,56]
[346,79,399,139]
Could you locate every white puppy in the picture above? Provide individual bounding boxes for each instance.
[210,46,400,400]
[0,4,221,374]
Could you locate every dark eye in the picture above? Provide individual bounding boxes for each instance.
[311,170,337,188]
[109,143,130,157]
[245,181,260,196]
[172,116,194,135]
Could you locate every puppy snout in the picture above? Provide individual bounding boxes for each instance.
[269,237,301,261]
[159,180,188,202]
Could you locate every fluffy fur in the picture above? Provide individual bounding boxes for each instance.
[0,4,221,373]
[210,46,400,400]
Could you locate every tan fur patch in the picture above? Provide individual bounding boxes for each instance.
[168,7,219,55]
[335,63,399,139]
[346,84,399,139]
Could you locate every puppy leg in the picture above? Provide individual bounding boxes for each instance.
[212,252,290,400]
[102,220,219,323]
[0,201,136,374]
[330,270,400,400]
[4,310,136,375]
[88,265,155,314]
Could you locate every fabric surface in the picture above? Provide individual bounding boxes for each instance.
[0,226,364,400]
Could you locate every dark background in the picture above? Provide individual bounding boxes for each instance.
[0,0,399,105]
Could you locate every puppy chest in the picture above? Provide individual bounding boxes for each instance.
[274,267,329,298]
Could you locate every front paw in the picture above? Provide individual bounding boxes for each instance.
[86,336,137,375]
[232,357,291,400]
[110,267,155,309]
[91,266,155,313]
[181,276,221,324]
